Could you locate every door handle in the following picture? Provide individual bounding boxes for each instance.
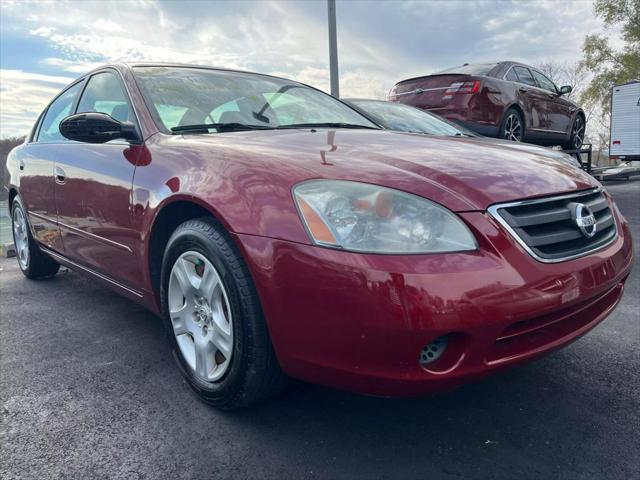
[54,166,66,185]
[518,87,528,93]
[18,159,25,171]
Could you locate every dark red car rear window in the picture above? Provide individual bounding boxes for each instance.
[434,63,498,76]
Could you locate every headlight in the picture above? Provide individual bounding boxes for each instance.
[293,180,477,254]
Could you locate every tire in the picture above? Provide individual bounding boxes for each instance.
[160,217,285,410]
[564,115,585,150]
[11,196,60,279]
[500,108,524,142]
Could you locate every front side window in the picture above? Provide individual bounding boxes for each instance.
[513,66,536,87]
[133,67,378,133]
[37,81,84,142]
[77,71,134,123]
[532,70,558,93]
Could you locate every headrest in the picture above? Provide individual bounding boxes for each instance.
[111,104,131,123]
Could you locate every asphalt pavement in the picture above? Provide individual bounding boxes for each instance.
[1,180,639,480]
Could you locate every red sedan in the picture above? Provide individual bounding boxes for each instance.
[389,61,586,149]
[6,64,633,409]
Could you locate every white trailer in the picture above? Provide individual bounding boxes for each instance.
[610,81,640,163]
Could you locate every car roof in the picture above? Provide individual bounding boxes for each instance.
[80,62,308,87]
[394,61,520,85]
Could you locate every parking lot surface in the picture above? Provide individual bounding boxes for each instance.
[1,180,638,480]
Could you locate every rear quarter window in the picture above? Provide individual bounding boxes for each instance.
[512,66,537,87]
[505,68,519,82]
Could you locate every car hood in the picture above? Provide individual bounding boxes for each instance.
[473,137,581,166]
[170,129,598,212]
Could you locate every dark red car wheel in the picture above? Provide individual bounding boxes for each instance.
[565,115,585,150]
[500,108,523,142]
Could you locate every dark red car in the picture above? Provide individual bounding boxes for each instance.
[6,64,633,409]
[389,61,586,149]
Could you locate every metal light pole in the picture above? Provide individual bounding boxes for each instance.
[327,0,339,98]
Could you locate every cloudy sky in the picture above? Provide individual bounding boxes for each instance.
[0,0,608,138]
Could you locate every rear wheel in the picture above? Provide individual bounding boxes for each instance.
[564,115,585,150]
[160,217,285,409]
[11,196,60,279]
[500,108,524,142]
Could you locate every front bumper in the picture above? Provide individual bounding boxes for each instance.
[234,210,634,397]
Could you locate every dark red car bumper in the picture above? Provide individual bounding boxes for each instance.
[234,211,634,397]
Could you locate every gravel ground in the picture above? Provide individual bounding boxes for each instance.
[1,180,638,480]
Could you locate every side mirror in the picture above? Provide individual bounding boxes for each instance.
[59,112,139,144]
[559,85,572,96]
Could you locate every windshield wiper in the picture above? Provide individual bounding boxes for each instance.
[171,123,274,133]
[276,122,379,130]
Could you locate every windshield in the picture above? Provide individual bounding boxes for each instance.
[434,63,497,75]
[133,67,378,133]
[349,100,467,136]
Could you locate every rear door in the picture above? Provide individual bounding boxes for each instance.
[531,69,572,134]
[18,80,85,252]
[54,69,142,288]
[511,65,549,131]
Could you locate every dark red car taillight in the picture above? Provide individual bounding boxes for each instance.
[443,80,481,96]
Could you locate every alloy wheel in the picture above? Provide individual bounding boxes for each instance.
[12,207,29,270]
[168,251,233,382]
[504,113,522,142]
[573,117,584,149]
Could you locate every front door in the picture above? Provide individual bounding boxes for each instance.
[512,65,551,132]
[531,69,573,134]
[18,80,85,252]
[54,70,142,288]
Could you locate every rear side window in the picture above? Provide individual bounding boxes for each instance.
[532,70,557,93]
[77,71,134,123]
[37,82,84,142]
[513,66,536,87]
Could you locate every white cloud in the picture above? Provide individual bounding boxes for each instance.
[0,0,617,138]
[29,26,55,36]
[0,70,74,137]
[94,19,123,33]
[41,58,109,74]
[1,0,412,136]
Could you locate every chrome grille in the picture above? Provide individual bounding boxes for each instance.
[488,188,617,263]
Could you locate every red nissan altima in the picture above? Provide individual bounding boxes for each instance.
[6,64,633,409]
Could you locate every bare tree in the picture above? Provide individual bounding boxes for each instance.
[535,61,614,156]
[535,61,587,99]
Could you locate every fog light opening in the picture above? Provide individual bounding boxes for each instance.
[419,335,449,365]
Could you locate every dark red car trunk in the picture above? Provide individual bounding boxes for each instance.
[389,74,476,109]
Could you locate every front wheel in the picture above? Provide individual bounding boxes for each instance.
[160,217,285,410]
[564,115,585,150]
[500,108,524,142]
[11,196,59,279]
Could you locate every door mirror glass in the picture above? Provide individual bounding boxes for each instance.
[59,112,139,144]
[559,85,573,96]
